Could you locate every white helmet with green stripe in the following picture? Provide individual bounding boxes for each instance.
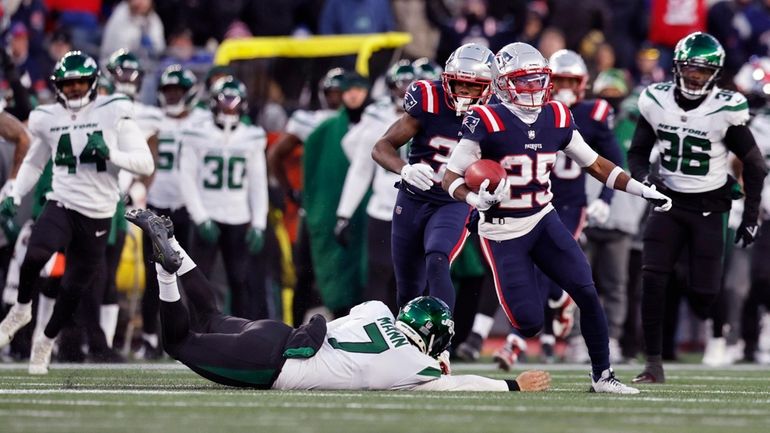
[50,50,99,110]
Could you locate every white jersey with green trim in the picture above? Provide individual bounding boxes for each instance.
[285,108,337,142]
[23,94,152,218]
[639,82,749,193]
[133,101,163,140]
[747,110,770,218]
[178,118,268,228]
[146,109,208,210]
[273,301,443,390]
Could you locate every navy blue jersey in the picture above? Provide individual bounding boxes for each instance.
[402,79,464,203]
[461,101,576,218]
[550,99,623,208]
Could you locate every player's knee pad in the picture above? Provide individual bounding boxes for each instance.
[425,251,450,275]
[510,304,544,337]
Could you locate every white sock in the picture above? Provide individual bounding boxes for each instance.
[471,314,495,339]
[34,296,55,339]
[168,236,196,276]
[156,263,181,302]
[15,301,32,314]
[99,304,120,348]
[142,332,158,348]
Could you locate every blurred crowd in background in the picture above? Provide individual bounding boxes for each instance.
[2,0,770,368]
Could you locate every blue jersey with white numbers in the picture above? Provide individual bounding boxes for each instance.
[550,99,623,208]
[460,101,576,218]
[402,79,464,204]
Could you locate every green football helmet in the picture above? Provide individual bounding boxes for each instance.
[396,296,455,357]
[320,67,346,110]
[50,50,99,110]
[673,32,725,97]
[412,57,443,81]
[105,49,143,98]
[158,64,199,116]
[210,76,247,129]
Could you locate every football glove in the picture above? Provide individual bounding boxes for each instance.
[0,215,20,244]
[641,184,672,212]
[0,196,18,218]
[734,221,759,248]
[333,217,350,247]
[586,198,611,225]
[245,227,264,254]
[437,350,451,375]
[197,220,220,244]
[467,178,509,211]
[88,132,110,160]
[400,163,435,191]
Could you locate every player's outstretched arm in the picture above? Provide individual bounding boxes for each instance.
[371,113,420,175]
[408,370,550,392]
[563,130,672,212]
[0,111,30,179]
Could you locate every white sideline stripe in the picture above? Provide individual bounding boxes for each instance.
[2,396,769,417]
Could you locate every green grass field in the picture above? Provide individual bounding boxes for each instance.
[1,363,768,433]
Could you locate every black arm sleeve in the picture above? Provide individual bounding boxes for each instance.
[505,379,521,391]
[627,115,658,182]
[724,124,768,223]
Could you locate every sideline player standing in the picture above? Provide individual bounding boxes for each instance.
[372,43,495,311]
[628,32,767,383]
[443,42,673,393]
[0,51,154,374]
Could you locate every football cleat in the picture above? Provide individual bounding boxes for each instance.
[0,303,32,349]
[549,292,577,339]
[125,209,182,273]
[493,333,527,371]
[702,337,729,367]
[632,364,665,384]
[28,335,55,375]
[455,332,483,362]
[540,333,556,364]
[590,368,640,394]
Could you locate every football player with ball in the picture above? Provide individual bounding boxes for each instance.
[443,42,672,394]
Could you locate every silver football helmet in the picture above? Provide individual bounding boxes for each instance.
[442,43,495,115]
[734,56,770,111]
[549,49,588,107]
[493,42,552,108]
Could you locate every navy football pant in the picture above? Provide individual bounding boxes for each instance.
[480,210,610,375]
[391,191,470,311]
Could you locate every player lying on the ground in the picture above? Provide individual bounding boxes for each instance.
[125,208,550,392]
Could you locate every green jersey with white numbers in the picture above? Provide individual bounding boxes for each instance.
[639,82,749,194]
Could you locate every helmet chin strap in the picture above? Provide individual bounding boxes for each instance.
[114,82,137,98]
[64,95,93,112]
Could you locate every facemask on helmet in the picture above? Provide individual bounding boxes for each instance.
[210,76,247,130]
[442,43,495,115]
[395,296,455,357]
[318,67,346,110]
[673,32,724,99]
[386,60,417,107]
[493,42,552,109]
[105,49,143,99]
[50,50,99,111]
[158,64,199,116]
[548,49,588,107]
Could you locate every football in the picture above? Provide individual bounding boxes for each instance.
[465,159,507,192]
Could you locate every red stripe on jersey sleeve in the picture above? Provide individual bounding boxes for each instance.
[471,106,495,132]
[591,99,609,122]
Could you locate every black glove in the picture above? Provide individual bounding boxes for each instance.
[334,217,350,247]
[465,209,480,234]
[735,221,759,248]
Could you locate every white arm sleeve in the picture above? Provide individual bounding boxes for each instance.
[110,118,155,176]
[248,144,269,230]
[407,374,509,392]
[563,130,599,168]
[336,123,378,218]
[178,141,208,224]
[11,136,50,202]
[446,138,481,176]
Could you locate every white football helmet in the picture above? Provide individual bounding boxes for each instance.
[493,42,552,108]
[549,49,588,107]
[442,43,495,115]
